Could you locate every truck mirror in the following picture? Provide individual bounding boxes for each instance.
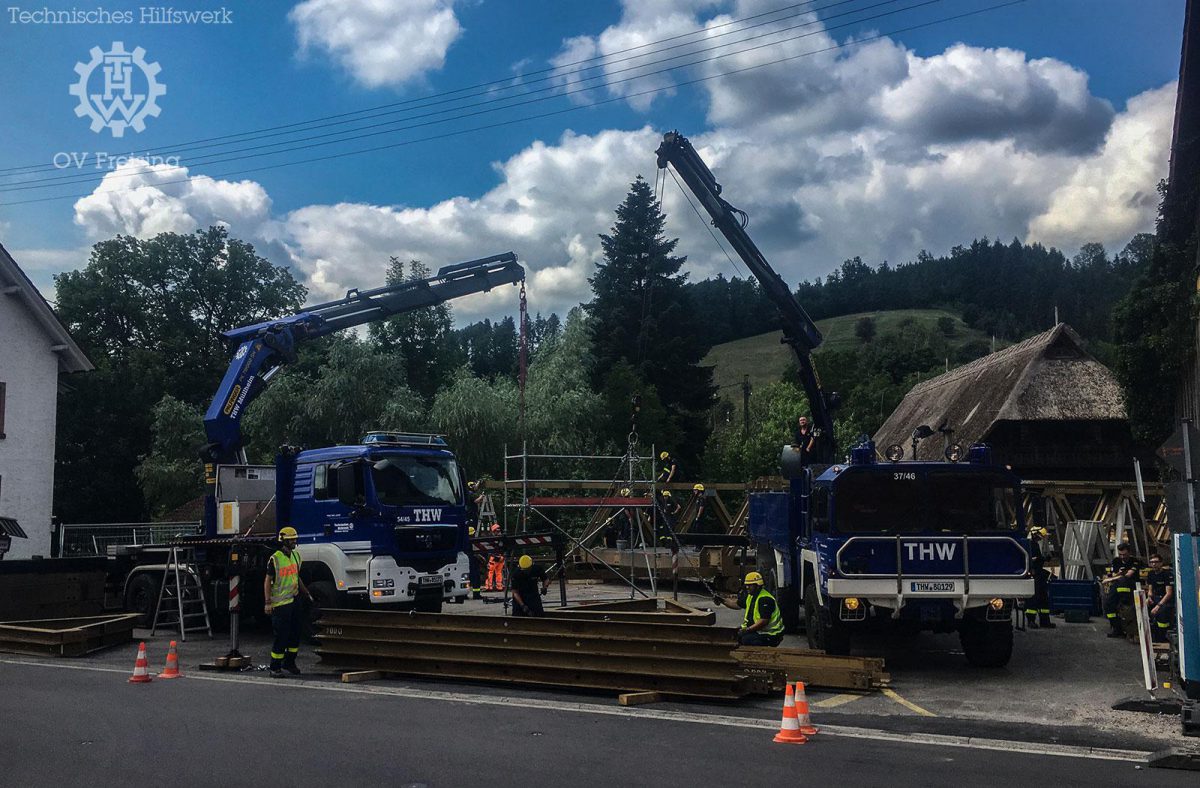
[335,463,361,508]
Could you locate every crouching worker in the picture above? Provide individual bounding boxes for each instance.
[714,571,784,647]
[510,554,549,617]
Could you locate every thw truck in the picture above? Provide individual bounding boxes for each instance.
[655,133,1032,664]
[750,441,1032,666]
[118,254,524,622]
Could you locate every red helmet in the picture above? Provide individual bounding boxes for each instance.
[489,524,501,534]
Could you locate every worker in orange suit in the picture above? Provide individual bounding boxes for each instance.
[484,524,505,591]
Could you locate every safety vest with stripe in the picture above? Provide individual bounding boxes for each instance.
[743,588,785,636]
[269,550,302,607]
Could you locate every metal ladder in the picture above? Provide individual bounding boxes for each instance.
[151,546,213,641]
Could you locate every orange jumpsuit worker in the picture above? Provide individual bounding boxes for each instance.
[484,524,506,591]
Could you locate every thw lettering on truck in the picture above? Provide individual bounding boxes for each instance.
[414,508,444,523]
[905,542,957,561]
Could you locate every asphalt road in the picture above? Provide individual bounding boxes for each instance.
[0,659,1190,787]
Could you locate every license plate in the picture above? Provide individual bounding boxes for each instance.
[911,581,955,593]
[419,575,442,586]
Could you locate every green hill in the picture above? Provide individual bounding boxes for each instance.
[703,308,994,398]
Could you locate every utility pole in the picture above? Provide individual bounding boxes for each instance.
[741,374,752,439]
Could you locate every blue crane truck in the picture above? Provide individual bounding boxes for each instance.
[750,442,1032,666]
[118,253,524,622]
[656,132,1032,665]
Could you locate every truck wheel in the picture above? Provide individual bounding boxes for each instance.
[124,573,161,627]
[804,584,850,656]
[960,619,1013,668]
[414,594,443,614]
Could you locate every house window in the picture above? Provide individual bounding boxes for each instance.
[0,382,6,439]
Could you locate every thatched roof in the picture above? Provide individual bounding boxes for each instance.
[874,323,1126,460]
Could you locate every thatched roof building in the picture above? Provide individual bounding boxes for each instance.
[874,324,1138,480]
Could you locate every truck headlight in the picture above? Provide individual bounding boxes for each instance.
[989,597,1005,610]
[844,597,861,611]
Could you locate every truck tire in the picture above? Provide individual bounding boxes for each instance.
[414,593,443,614]
[124,572,161,627]
[959,619,1013,668]
[757,550,800,633]
[804,584,851,656]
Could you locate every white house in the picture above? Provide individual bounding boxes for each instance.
[0,243,92,559]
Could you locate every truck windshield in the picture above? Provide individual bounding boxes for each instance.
[835,473,924,533]
[371,455,462,507]
[833,470,1018,533]
[926,471,1019,532]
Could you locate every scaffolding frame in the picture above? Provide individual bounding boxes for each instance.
[502,442,661,598]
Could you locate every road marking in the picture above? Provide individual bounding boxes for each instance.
[0,657,1146,763]
[815,693,866,709]
[883,688,936,717]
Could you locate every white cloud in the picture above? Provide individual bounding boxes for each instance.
[290,0,462,89]
[51,9,1172,325]
[73,159,272,239]
[1029,82,1175,249]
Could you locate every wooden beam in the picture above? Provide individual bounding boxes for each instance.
[618,691,664,707]
[341,669,387,683]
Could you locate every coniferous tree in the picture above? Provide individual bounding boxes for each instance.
[586,176,716,466]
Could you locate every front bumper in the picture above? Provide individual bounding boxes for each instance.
[367,553,471,603]
[826,577,1033,619]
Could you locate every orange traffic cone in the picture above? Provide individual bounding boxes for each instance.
[772,683,808,744]
[128,642,153,684]
[794,681,818,735]
[159,640,183,679]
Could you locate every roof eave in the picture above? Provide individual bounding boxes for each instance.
[0,242,94,374]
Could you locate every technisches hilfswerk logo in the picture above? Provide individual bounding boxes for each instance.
[69,42,166,137]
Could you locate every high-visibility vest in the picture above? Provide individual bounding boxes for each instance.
[743,588,784,636]
[269,550,302,607]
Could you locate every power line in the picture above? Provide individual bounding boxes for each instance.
[0,0,942,194]
[0,0,921,192]
[0,0,862,176]
[0,0,1025,208]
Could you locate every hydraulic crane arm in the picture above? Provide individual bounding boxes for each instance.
[203,252,525,465]
[655,131,838,461]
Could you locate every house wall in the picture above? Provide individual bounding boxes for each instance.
[0,292,61,558]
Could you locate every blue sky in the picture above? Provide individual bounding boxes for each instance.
[0,0,1187,321]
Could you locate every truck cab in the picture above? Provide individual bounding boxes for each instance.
[277,432,471,612]
[750,440,1033,666]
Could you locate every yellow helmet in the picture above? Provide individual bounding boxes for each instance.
[743,571,765,586]
[661,490,672,498]
[659,451,670,460]
[693,483,705,492]
[278,526,299,540]
[620,487,631,497]
[518,555,533,570]
[468,526,476,536]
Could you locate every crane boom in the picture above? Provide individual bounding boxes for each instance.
[202,251,524,465]
[655,131,837,460]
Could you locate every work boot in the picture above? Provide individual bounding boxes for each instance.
[1025,614,1039,629]
[269,669,285,679]
[1038,614,1056,629]
[283,655,301,676]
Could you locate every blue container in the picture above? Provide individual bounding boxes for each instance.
[1048,579,1100,616]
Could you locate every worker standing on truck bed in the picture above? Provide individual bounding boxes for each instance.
[792,416,816,466]
[714,572,785,647]
[264,527,313,678]
[1102,542,1141,639]
[510,554,549,617]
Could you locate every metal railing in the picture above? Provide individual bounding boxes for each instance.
[55,522,202,557]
